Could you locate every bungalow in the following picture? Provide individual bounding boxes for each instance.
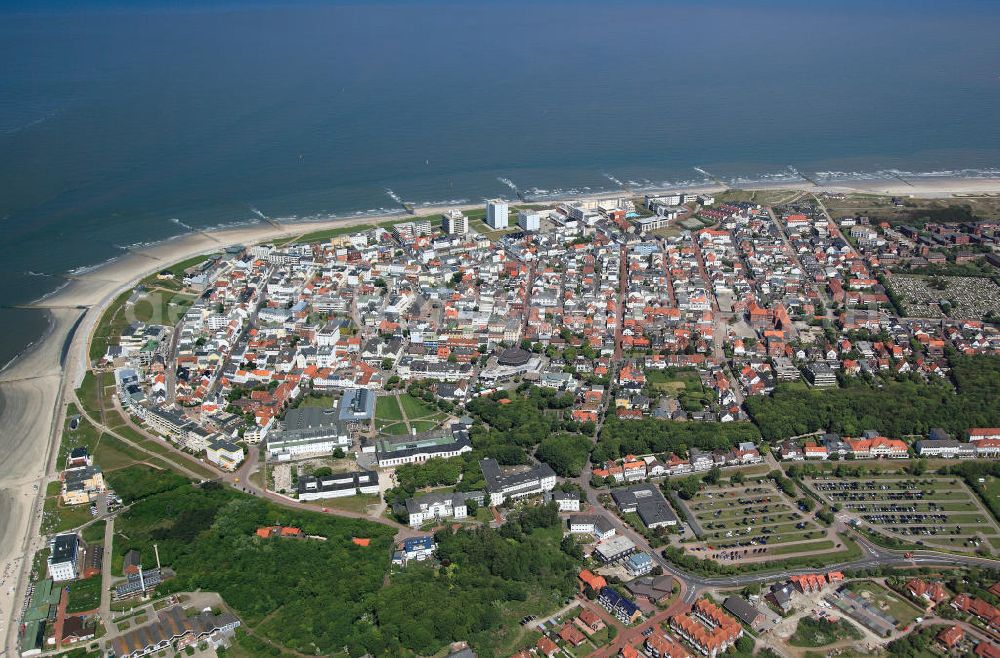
[536,636,559,657]
[559,622,587,647]
[938,625,965,650]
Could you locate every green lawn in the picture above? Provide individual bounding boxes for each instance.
[398,393,439,419]
[88,290,132,362]
[82,520,107,543]
[58,403,104,465]
[300,494,379,514]
[65,576,104,614]
[42,497,94,534]
[375,396,403,421]
[380,422,408,436]
[768,540,836,556]
[93,433,143,471]
[409,420,439,433]
[130,291,195,325]
[77,371,108,421]
[296,394,337,410]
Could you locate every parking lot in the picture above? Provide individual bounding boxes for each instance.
[805,475,1000,553]
[675,480,831,561]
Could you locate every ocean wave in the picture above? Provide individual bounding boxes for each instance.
[417,198,469,207]
[67,254,125,276]
[0,108,62,136]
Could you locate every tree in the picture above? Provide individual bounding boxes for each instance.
[535,435,592,477]
[332,447,345,459]
[703,465,722,486]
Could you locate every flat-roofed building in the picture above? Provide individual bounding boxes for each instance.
[375,426,473,468]
[48,533,80,582]
[480,458,556,506]
[297,471,380,500]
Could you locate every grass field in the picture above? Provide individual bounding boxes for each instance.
[645,368,710,411]
[375,396,403,423]
[129,290,196,325]
[82,520,107,543]
[65,576,104,614]
[806,475,1000,554]
[379,422,408,435]
[42,496,94,534]
[398,393,439,419]
[300,494,380,515]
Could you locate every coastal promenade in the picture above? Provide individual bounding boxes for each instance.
[4,176,1000,654]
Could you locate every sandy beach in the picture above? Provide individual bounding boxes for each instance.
[2,176,999,652]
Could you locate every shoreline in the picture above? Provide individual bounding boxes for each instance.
[2,175,1000,651]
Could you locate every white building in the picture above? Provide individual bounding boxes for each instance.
[48,533,80,582]
[266,425,351,460]
[481,458,556,506]
[297,471,380,500]
[544,490,581,512]
[518,210,540,231]
[206,438,244,471]
[442,209,469,235]
[486,199,509,229]
[405,491,485,527]
[375,426,473,468]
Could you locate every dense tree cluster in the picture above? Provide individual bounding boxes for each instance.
[886,626,937,657]
[112,472,395,656]
[362,504,579,656]
[534,434,593,477]
[466,386,594,474]
[746,354,1000,441]
[593,417,760,463]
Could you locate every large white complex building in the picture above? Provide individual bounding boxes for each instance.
[297,471,380,500]
[481,458,556,506]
